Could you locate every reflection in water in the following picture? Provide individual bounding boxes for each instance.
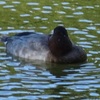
[46,63,81,78]
[0,0,100,99]
[0,59,100,99]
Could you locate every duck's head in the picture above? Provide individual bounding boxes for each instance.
[48,26,72,57]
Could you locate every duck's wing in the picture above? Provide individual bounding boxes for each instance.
[6,33,49,60]
[15,32,34,36]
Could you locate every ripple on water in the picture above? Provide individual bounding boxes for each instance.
[34,16,41,19]
[20,14,31,17]
[73,31,88,34]
[56,11,66,14]
[73,11,84,15]
[76,6,83,10]
[53,20,62,23]
[77,41,92,48]
[11,8,16,11]
[53,3,59,6]
[95,23,100,26]
[43,6,52,10]
[63,6,71,9]
[7,27,15,30]
[23,20,29,24]
[86,26,96,30]
[95,5,100,8]
[0,1,6,5]
[84,6,94,9]
[32,7,40,10]
[86,34,97,38]
[61,2,69,5]
[39,26,47,29]
[67,27,78,31]
[90,92,99,97]
[3,5,14,8]
[67,85,90,91]
[89,51,99,55]
[41,18,48,21]
[66,15,74,18]
[27,2,39,6]
[42,6,52,14]
[97,31,100,34]
[12,1,21,4]
[78,19,93,23]
[41,10,52,14]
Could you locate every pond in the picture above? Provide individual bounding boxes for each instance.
[0,0,100,99]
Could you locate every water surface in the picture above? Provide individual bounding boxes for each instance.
[0,0,100,99]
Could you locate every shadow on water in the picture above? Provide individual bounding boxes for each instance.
[45,63,82,78]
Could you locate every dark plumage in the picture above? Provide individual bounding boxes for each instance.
[48,26,72,57]
[0,26,87,63]
[15,32,33,36]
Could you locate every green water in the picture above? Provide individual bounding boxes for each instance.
[0,0,100,100]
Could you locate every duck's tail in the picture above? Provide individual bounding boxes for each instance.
[0,36,9,42]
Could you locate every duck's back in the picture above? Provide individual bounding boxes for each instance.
[6,33,49,61]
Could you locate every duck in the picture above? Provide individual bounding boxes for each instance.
[0,26,87,63]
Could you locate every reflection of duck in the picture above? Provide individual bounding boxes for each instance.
[1,26,87,63]
[46,63,81,78]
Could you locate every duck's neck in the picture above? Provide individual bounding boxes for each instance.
[48,35,72,57]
